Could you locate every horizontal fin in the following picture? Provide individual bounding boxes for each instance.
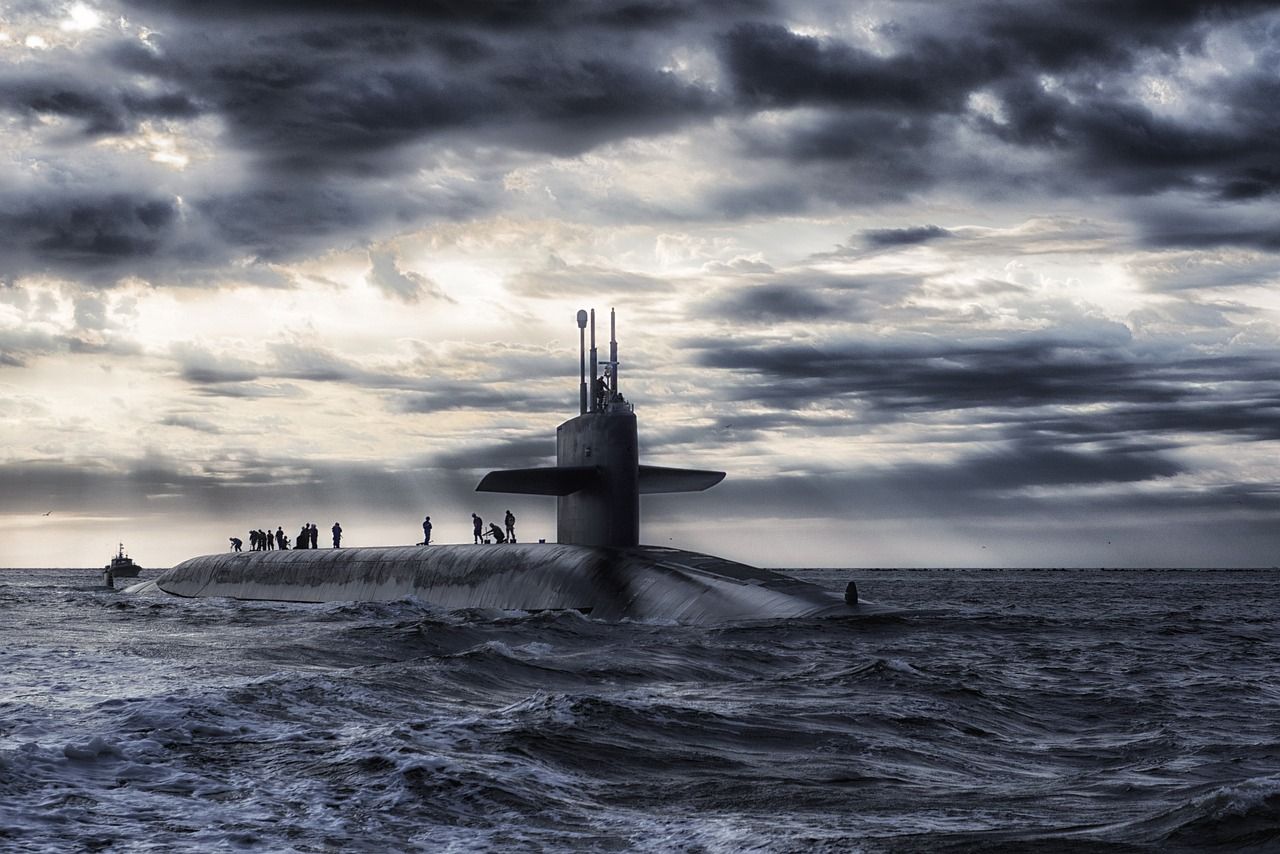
[476,466,598,496]
[638,465,725,494]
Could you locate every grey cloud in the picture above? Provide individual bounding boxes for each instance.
[704,270,923,326]
[366,248,453,303]
[158,413,226,434]
[429,437,556,472]
[119,0,767,29]
[0,192,181,274]
[0,327,60,368]
[73,296,109,331]
[689,324,1280,451]
[692,325,1194,415]
[390,383,567,416]
[107,11,722,172]
[862,225,955,248]
[0,72,201,137]
[175,343,262,385]
[1129,200,1280,253]
[721,22,990,112]
[711,5,1280,215]
[6,0,1279,285]
[510,256,674,298]
[710,284,837,322]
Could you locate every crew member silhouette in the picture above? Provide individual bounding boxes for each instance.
[504,510,516,543]
[297,524,309,550]
[309,523,318,550]
[248,530,258,551]
[488,522,506,544]
[422,516,432,546]
[264,528,273,550]
[472,513,483,544]
[332,522,342,548]
[276,526,286,550]
[230,537,242,552]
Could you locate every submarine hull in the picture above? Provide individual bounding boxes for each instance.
[150,544,864,624]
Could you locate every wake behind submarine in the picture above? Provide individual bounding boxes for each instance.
[144,310,874,623]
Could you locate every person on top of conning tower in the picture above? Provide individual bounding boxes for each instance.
[594,375,607,410]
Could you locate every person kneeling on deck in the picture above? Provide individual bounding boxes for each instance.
[487,522,506,544]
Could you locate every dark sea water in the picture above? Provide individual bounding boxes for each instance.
[1,567,1277,853]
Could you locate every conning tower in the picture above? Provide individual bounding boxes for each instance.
[477,309,724,547]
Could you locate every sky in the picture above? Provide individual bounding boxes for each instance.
[2,0,1279,568]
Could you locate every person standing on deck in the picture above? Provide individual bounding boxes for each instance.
[421,516,432,546]
[472,513,483,544]
[331,522,342,548]
[504,510,517,543]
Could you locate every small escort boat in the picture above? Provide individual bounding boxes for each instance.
[105,543,141,579]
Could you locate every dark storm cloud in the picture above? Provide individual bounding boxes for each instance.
[721,22,991,111]
[1129,202,1280,253]
[712,4,1280,216]
[692,328,1280,421]
[1012,396,1280,444]
[0,72,200,136]
[704,270,922,325]
[119,0,769,28]
[7,0,1279,281]
[643,432,1205,534]
[0,192,180,268]
[862,225,955,248]
[106,6,722,172]
[709,284,837,321]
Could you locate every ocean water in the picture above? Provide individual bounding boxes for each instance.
[1,567,1277,853]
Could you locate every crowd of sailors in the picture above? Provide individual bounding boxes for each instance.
[229,511,517,552]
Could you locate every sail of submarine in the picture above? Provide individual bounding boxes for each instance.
[142,309,872,623]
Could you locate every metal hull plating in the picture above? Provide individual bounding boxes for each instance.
[150,544,861,624]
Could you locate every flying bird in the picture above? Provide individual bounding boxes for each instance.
[42,510,52,516]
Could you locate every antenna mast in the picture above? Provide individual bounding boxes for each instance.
[609,307,619,400]
[576,309,588,415]
[588,309,598,412]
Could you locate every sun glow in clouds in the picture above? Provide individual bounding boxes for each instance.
[60,3,102,32]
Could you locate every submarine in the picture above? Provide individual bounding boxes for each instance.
[140,309,872,623]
